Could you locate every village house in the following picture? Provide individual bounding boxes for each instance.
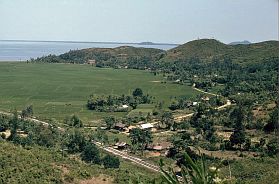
[86,59,96,66]
[146,142,172,157]
[121,104,129,109]
[201,96,210,101]
[114,142,128,150]
[174,79,181,83]
[192,101,198,106]
[114,122,126,131]
[140,123,154,130]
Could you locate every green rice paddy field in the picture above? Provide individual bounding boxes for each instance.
[0,62,200,125]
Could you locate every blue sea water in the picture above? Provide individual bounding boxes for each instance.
[0,40,177,61]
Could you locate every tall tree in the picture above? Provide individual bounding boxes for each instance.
[129,128,152,153]
[66,130,87,153]
[160,111,174,130]
[229,106,246,149]
[104,116,116,130]
[81,143,101,164]
[264,106,278,133]
[132,88,143,97]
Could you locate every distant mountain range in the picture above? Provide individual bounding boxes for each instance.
[0,39,178,46]
[229,40,251,45]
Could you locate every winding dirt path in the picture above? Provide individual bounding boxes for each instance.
[173,87,232,122]
[193,87,220,96]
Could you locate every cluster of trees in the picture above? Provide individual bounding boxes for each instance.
[168,98,192,111]
[129,128,152,153]
[164,99,279,162]
[0,113,120,169]
[87,88,152,112]
[64,115,83,127]
[263,105,278,133]
[190,103,217,140]
[21,105,34,118]
[151,56,278,105]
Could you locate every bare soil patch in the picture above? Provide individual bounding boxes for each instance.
[79,175,113,184]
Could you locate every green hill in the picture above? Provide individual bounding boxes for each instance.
[162,39,232,62]
[61,46,164,62]
[33,46,164,67]
[228,41,278,64]
[161,39,278,64]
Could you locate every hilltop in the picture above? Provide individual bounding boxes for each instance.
[161,39,231,62]
[161,39,278,64]
[33,46,164,66]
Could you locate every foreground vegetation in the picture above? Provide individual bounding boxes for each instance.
[0,113,162,183]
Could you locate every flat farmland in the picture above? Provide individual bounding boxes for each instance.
[0,62,200,125]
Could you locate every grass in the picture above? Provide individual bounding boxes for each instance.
[219,157,279,183]
[127,104,155,117]
[0,141,162,184]
[0,62,200,125]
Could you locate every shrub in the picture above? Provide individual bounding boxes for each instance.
[266,138,279,156]
[81,143,101,164]
[102,155,120,169]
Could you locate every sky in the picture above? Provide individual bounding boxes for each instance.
[0,0,278,44]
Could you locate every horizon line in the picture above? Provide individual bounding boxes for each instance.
[0,39,179,46]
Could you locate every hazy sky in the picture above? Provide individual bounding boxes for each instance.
[0,0,278,44]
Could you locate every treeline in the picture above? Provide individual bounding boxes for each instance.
[87,88,152,112]
[0,112,120,169]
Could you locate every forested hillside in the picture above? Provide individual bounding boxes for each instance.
[162,39,278,63]
[31,46,164,69]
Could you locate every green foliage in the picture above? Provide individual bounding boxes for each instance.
[65,130,87,153]
[170,132,192,153]
[0,115,9,132]
[132,88,143,97]
[229,106,247,149]
[220,158,279,184]
[31,125,60,148]
[65,114,83,127]
[21,105,33,119]
[104,116,117,129]
[229,130,246,149]
[95,127,109,145]
[129,128,152,152]
[266,138,279,156]
[160,111,174,129]
[87,91,152,112]
[264,106,278,133]
[160,152,221,184]
[102,155,120,169]
[81,143,101,164]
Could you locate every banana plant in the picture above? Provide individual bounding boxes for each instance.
[160,152,221,184]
